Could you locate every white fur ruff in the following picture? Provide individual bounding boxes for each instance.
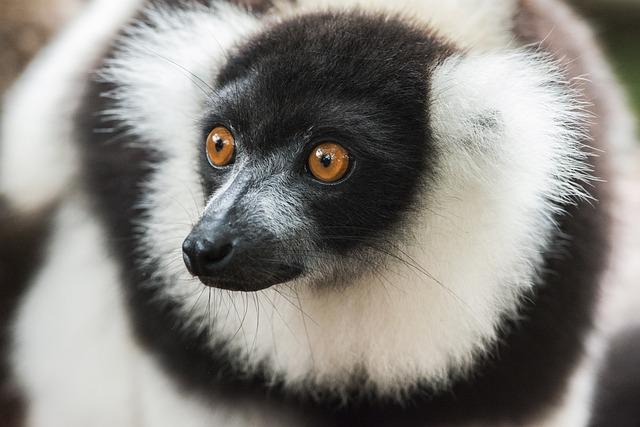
[97,1,594,398]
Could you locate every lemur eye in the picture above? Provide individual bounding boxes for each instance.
[206,126,235,167]
[308,142,350,183]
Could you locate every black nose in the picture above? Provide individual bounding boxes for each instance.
[182,234,236,277]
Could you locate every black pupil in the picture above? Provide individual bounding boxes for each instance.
[214,135,225,152]
[320,154,332,168]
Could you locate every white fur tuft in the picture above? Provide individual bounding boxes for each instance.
[289,0,518,51]
[431,51,594,209]
[99,2,261,153]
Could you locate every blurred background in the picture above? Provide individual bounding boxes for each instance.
[576,0,640,116]
[0,0,639,110]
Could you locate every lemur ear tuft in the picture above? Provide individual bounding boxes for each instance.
[429,51,593,207]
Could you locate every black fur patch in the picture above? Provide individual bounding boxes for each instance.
[589,327,640,427]
[0,200,53,427]
[75,6,609,427]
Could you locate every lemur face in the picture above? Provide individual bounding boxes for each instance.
[182,14,447,291]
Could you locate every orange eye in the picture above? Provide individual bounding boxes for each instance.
[308,142,350,183]
[206,126,235,167]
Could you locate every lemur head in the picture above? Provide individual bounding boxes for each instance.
[104,3,590,396]
[181,12,445,292]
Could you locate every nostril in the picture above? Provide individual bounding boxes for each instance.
[195,238,236,275]
[202,241,234,265]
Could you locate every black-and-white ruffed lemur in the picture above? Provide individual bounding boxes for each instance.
[1,0,639,426]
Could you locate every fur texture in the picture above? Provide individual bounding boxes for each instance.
[88,0,596,397]
[1,0,636,426]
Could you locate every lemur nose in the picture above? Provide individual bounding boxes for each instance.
[182,234,236,277]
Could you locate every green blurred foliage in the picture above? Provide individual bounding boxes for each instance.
[606,30,640,115]
[574,3,640,116]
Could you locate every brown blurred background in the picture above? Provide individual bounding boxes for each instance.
[0,0,82,94]
[0,0,638,109]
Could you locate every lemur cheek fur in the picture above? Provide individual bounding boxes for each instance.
[1,0,637,426]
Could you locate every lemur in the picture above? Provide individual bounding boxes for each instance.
[0,0,638,426]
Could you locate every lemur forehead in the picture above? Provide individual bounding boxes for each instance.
[202,11,454,154]
[216,11,455,87]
